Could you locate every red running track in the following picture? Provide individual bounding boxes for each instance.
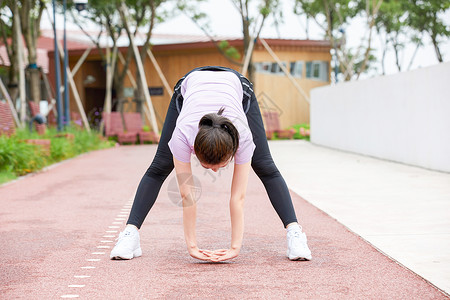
[0,145,448,299]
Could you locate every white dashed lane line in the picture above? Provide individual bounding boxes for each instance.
[60,197,133,298]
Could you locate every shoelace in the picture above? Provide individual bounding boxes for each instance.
[114,231,131,246]
[292,231,301,238]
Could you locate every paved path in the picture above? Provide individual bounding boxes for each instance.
[269,140,450,294]
[0,145,448,299]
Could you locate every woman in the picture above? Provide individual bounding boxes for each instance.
[110,66,312,262]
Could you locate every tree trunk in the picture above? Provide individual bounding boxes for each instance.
[25,35,41,104]
[20,0,42,104]
[393,39,402,71]
[134,71,144,115]
[28,68,41,104]
[407,42,421,71]
[8,2,19,104]
[379,33,386,75]
[113,45,133,114]
[431,34,443,62]
[241,2,255,83]
[134,0,156,119]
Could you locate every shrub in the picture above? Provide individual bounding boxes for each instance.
[291,124,311,141]
[0,126,114,185]
[0,134,47,176]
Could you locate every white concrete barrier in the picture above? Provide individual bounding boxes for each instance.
[311,62,450,173]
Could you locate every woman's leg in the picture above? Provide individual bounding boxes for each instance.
[126,93,179,229]
[245,93,298,228]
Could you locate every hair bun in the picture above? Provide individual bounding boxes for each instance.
[195,107,240,165]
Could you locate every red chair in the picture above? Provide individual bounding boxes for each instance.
[262,111,295,140]
[123,112,159,144]
[102,112,137,144]
[0,101,16,136]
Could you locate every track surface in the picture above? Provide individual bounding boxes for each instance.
[0,145,447,299]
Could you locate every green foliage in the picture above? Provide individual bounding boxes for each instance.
[0,127,114,185]
[0,134,47,176]
[0,170,16,183]
[291,123,310,141]
[219,40,241,60]
[260,6,271,17]
[295,0,360,32]
[294,0,377,80]
[406,0,450,62]
[377,0,406,34]
[295,0,450,75]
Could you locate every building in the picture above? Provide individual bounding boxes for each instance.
[44,31,331,130]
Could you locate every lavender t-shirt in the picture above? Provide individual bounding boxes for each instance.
[168,71,255,164]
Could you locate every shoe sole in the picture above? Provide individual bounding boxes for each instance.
[287,250,312,261]
[289,255,312,261]
[110,247,142,260]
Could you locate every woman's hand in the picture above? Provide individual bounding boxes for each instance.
[188,246,215,261]
[200,248,240,262]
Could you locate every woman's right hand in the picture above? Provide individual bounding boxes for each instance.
[188,246,214,261]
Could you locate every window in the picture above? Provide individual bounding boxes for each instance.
[290,61,304,78]
[305,61,329,82]
[254,62,287,75]
[255,62,271,73]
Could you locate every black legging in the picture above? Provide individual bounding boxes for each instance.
[127,72,298,229]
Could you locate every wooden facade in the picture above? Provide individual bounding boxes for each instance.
[49,38,331,130]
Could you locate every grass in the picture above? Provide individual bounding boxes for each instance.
[0,126,115,185]
[291,123,310,141]
[269,123,311,141]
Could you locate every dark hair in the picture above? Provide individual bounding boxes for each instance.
[194,107,239,165]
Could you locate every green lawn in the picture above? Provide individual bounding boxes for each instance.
[0,126,115,185]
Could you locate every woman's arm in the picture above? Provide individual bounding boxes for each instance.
[173,157,210,261]
[230,161,251,249]
[205,161,251,262]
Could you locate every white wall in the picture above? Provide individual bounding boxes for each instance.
[311,62,450,173]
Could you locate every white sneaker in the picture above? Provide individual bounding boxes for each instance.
[287,228,312,261]
[110,227,142,260]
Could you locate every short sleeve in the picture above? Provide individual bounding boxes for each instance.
[234,136,256,164]
[168,127,192,163]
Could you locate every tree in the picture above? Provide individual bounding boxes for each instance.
[178,0,280,83]
[406,0,450,62]
[376,0,407,72]
[294,0,383,81]
[123,0,166,118]
[71,0,166,118]
[69,0,123,115]
[19,0,45,104]
[0,2,20,102]
[0,0,44,105]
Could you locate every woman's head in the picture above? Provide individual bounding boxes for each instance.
[194,107,239,169]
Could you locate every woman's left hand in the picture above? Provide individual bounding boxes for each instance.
[200,248,240,262]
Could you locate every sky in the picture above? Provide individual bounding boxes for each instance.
[152,0,450,77]
[43,0,450,78]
